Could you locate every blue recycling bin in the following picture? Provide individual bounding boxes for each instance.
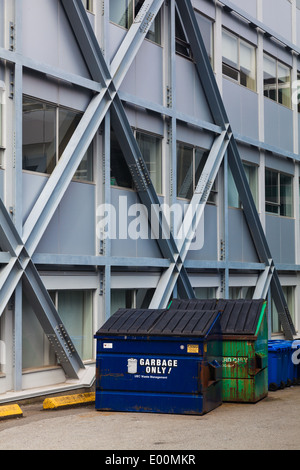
[94,308,223,415]
[268,341,285,391]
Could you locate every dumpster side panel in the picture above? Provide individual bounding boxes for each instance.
[222,368,268,403]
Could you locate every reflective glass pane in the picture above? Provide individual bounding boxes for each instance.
[278,63,291,107]
[177,144,193,199]
[280,173,293,217]
[58,108,81,158]
[110,0,133,28]
[240,40,256,91]
[222,30,238,68]
[58,290,93,361]
[265,169,279,214]
[110,128,133,189]
[228,167,239,208]
[136,132,162,194]
[263,54,277,101]
[22,97,56,174]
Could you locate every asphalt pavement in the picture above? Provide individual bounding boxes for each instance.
[0,386,299,451]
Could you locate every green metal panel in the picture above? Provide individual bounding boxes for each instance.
[221,302,268,403]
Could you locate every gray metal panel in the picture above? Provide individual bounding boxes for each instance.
[222,79,259,140]
[186,205,218,261]
[222,10,258,45]
[176,125,214,149]
[21,0,90,78]
[192,0,215,19]
[265,154,295,175]
[36,181,96,256]
[264,98,293,153]
[120,41,164,105]
[176,56,213,123]
[263,37,293,67]
[228,208,259,263]
[0,170,4,202]
[224,0,257,18]
[262,0,292,44]
[110,188,162,259]
[280,218,295,265]
[125,105,164,136]
[22,173,48,224]
[238,144,260,166]
[266,215,295,265]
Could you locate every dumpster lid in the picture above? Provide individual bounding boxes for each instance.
[168,298,265,335]
[216,299,265,335]
[95,308,220,338]
[169,299,218,310]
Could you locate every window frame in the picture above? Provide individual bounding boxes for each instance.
[176,141,217,204]
[82,0,94,13]
[222,28,257,92]
[228,161,258,209]
[22,95,94,183]
[263,53,291,108]
[265,168,294,217]
[109,0,161,45]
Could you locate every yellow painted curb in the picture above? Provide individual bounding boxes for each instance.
[43,392,95,410]
[0,404,23,420]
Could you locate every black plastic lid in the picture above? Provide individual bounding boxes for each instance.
[96,308,220,338]
[169,299,265,335]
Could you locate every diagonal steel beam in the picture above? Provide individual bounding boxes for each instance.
[22,0,194,299]
[175,0,296,339]
[22,261,85,378]
[0,201,84,377]
[149,128,230,308]
[0,0,194,378]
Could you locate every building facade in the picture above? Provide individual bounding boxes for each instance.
[0,0,299,400]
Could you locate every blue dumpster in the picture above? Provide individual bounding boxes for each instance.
[94,308,222,415]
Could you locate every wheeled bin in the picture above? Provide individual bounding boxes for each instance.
[169,298,268,403]
[94,308,223,415]
[268,340,299,389]
[268,341,285,391]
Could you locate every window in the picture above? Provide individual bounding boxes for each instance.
[229,286,255,300]
[110,0,161,44]
[110,129,163,193]
[22,96,93,181]
[196,12,213,64]
[57,290,93,361]
[22,290,94,369]
[222,29,256,91]
[175,9,192,59]
[271,286,295,334]
[263,54,291,107]
[228,162,258,209]
[111,288,155,316]
[194,287,217,299]
[177,143,216,202]
[110,128,134,189]
[82,0,93,12]
[265,169,293,217]
[136,131,162,194]
[176,10,213,63]
[0,81,4,148]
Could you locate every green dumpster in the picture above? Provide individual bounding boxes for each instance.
[169,299,268,403]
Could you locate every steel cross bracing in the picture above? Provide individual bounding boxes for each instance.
[163,0,295,339]
[0,0,295,389]
[0,0,197,381]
